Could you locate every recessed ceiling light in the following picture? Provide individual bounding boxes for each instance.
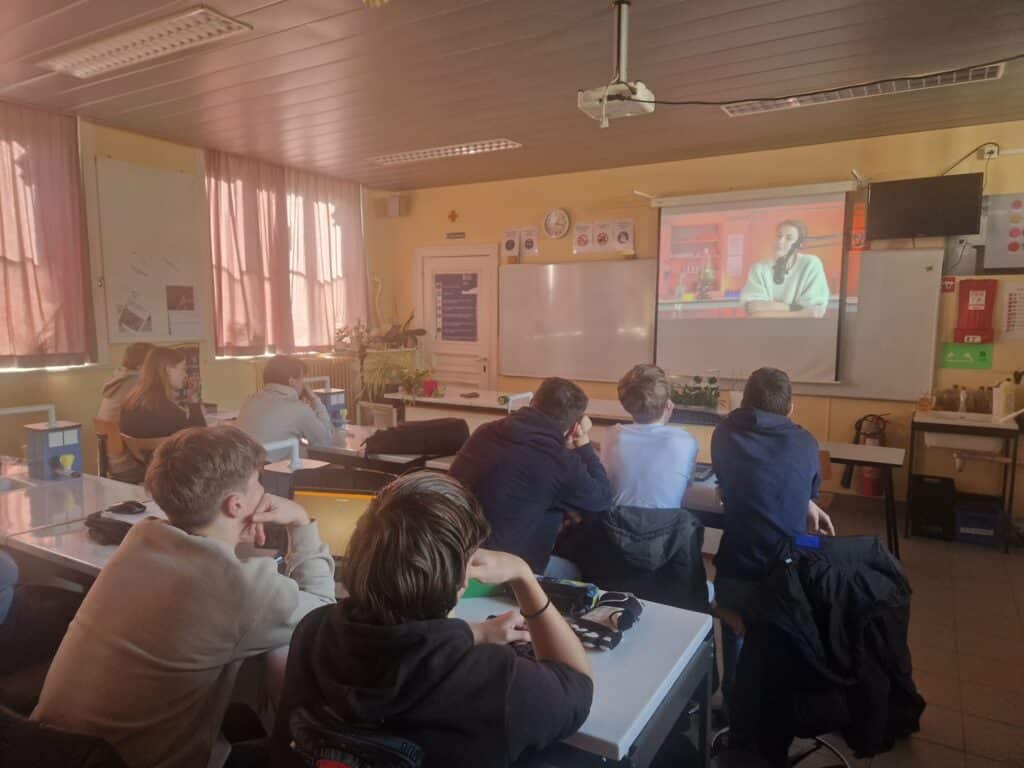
[370,139,522,166]
[721,63,1005,117]
[39,6,251,79]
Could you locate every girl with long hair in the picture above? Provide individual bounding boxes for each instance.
[121,347,206,438]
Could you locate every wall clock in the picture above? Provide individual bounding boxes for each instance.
[543,208,571,239]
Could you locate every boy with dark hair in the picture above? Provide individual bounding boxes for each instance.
[270,471,593,768]
[33,426,335,768]
[712,367,833,705]
[450,377,612,575]
[238,355,334,456]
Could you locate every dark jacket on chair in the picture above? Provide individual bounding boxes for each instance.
[563,505,710,614]
[0,706,126,768]
[731,536,925,766]
[450,407,612,573]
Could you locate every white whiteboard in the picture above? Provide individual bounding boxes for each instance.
[499,260,655,381]
[793,248,943,402]
[96,157,207,342]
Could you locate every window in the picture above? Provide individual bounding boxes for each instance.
[206,151,368,355]
[0,101,92,367]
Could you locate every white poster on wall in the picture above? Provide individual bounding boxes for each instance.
[520,226,539,257]
[501,229,521,261]
[983,193,1024,270]
[572,223,593,255]
[96,157,207,342]
[613,219,635,254]
[593,222,613,252]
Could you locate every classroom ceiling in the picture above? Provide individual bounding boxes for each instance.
[1,0,1023,190]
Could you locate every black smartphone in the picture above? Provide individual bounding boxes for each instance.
[106,500,147,516]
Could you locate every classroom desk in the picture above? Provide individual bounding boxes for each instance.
[306,425,427,472]
[0,468,149,545]
[451,596,714,768]
[819,441,906,558]
[907,411,1019,553]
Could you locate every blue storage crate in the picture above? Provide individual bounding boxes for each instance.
[954,493,1004,548]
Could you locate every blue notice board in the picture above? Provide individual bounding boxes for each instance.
[435,273,478,342]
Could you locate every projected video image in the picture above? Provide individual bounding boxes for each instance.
[658,200,848,320]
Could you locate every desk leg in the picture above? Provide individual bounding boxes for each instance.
[884,467,900,560]
[1005,436,1019,554]
[905,426,917,539]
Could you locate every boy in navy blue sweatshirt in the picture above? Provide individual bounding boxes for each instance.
[712,367,834,706]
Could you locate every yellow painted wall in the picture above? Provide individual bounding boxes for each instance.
[370,119,1024,515]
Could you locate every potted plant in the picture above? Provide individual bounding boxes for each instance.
[670,375,720,410]
[397,367,433,404]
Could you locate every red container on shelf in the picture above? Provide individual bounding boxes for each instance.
[954,279,997,343]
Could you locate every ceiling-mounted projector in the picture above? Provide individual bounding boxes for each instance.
[578,0,655,128]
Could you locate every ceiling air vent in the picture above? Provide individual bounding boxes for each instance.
[39,6,251,79]
[721,63,1005,117]
[370,139,522,166]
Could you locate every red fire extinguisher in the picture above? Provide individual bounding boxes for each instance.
[842,414,888,497]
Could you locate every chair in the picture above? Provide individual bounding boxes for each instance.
[120,434,166,467]
[288,706,423,768]
[93,420,124,478]
[0,706,127,767]
[817,450,835,512]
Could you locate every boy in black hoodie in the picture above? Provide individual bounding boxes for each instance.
[450,377,612,575]
[271,471,594,768]
[711,367,834,708]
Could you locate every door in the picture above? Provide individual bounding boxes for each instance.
[416,246,498,390]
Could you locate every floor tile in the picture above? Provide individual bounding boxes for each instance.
[915,668,962,711]
[911,617,957,652]
[962,682,1024,728]
[911,640,959,674]
[963,715,1024,762]
[951,590,1019,619]
[958,653,1024,692]
[955,630,1022,665]
[965,755,1024,768]
[914,703,965,750]
[872,738,966,767]
[911,603,956,630]
[953,606,1023,641]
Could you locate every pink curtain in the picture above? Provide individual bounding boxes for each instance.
[0,101,89,366]
[206,150,368,354]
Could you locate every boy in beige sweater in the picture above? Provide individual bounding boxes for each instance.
[32,425,335,768]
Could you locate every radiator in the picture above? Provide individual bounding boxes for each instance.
[302,355,361,398]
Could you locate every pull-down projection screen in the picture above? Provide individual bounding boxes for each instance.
[655,189,850,383]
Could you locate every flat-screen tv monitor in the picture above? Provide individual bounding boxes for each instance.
[866,173,982,239]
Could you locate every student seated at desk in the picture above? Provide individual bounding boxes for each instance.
[237,355,333,458]
[712,367,834,706]
[450,377,613,577]
[32,426,335,768]
[270,472,593,768]
[120,346,206,439]
[602,364,698,507]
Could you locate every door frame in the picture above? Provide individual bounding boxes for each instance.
[415,244,499,390]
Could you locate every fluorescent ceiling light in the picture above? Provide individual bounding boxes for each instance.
[39,6,251,79]
[721,63,1005,117]
[370,139,522,166]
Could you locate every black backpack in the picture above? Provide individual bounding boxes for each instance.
[363,418,469,458]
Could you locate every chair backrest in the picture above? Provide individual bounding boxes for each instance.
[94,420,124,453]
[120,435,166,467]
[0,705,128,767]
[818,450,832,482]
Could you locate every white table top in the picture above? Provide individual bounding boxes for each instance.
[912,409,1021,433]
[6,520,117,575]
[206,409,239,425]
[450,595,711,761]
[819,441,906,467]
[0,470,150,544]
[385,388,526,411]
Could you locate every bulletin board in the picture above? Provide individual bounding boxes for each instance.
[95,157,207,342]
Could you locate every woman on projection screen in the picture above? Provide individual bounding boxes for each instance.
[740,219,830,318]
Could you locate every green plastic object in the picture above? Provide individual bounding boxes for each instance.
[462,579,508,599]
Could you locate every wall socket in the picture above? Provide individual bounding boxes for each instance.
[977,144,1000,159]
